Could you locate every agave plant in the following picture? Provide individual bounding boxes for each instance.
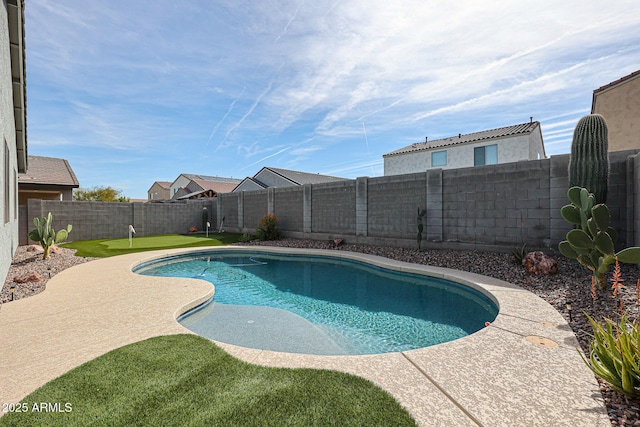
[581,313,640,398]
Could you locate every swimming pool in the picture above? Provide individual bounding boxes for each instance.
[134,250,498,355]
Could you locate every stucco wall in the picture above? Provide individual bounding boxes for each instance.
[147,183,170,201]
[593,75,640,152]
[1,1,19,283]
[384,133,539,176]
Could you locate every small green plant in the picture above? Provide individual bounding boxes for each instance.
[581,313,640,398]
[511,211,527,264]
[256,213,280,241]
[28,212,72,260]
[239,233,255,243]
[558,186,640,286]
[416,207,426,250]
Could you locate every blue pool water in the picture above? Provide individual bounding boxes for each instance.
[134,251,498,355]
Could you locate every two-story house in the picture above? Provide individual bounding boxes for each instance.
[383,121,546,176]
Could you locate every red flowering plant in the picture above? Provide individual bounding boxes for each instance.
[256,213,281,241]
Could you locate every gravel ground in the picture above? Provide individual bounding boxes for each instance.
[2,239,640,425]
[1,245,97,303]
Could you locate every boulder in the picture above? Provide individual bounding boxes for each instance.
[26,245,43,252]
[13,272,43,283]
[522,251,558,276]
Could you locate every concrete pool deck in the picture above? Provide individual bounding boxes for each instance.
[0,247,607,426]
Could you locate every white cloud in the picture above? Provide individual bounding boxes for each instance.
[24,0,640,197]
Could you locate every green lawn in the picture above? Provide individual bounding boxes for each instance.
[0,335,415,427]
[61,233,243,257]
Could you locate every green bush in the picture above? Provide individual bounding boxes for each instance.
[239,233,255,243]
[581,313,640,398]
[256,213,281,241]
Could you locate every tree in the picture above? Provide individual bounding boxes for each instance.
[74,186,130,202]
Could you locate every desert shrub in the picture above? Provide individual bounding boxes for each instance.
[256,213,280,241]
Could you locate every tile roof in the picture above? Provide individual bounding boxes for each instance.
[383,121,541,157]
[262,167,345,185]
[18,155,79,187]
[192,179,238,194]
[591,69,640,113]
[152,181,172,189]
[180,174,242,184]
[593,69,640,94]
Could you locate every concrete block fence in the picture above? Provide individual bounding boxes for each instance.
[20,150,640,253]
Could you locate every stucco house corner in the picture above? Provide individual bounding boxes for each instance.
[1,0,27,285]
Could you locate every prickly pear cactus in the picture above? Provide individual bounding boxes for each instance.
[558,187,640,286]
[568,114,609,204]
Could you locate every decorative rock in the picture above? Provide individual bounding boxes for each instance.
[13,272,43,283]
[26,245,43,252]
[522,251,558,276]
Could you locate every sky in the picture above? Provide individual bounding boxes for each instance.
[24,0,640,199]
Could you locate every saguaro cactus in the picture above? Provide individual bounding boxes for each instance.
[568,114,609,204]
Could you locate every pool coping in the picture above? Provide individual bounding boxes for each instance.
[0,246,607,426]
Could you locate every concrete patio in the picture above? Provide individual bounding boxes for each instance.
[0,247,608,426]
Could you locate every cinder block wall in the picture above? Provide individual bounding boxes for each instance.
[242,190,268,232]
[24,199,216,242]
[367,173,426,239]
[311,180,356,234]
[19,150,640,253]
[634,152,640,248]
[274,186,303,232]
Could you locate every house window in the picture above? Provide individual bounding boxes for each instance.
[474,144,498,166]
[4,140,9,223]
[431,151,447,167]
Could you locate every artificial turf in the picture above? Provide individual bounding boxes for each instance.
[61,233,243,257]
[0,334,416,426]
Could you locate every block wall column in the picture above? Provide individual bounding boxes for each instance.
[268,187,275,215]
[217,196,223,230]
[549,154,570,247]
[426,169,443,241]
[303,184,312,233]
[237,191,244,230]
[634,153,640,249]
[132,202,144,237]
[356,176,368,237]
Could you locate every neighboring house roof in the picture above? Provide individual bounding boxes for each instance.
[383,121,541,157]
[591,69,640,113]
[148,181,171,191]
[192,179,238,194]
[233,177,268,191]
[258,167,345,185]
[177,174,242,184]
[171,178,239,200]
[18,155,79,187]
